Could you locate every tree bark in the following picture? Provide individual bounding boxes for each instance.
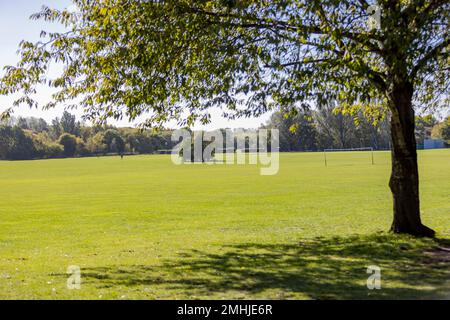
[388,82,435,237]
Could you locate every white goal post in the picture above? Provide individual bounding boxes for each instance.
[324,147,374,166]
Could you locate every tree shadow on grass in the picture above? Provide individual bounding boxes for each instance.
[80,233,450,299]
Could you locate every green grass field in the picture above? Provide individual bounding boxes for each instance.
[0,150,449,299]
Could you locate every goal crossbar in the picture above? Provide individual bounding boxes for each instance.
[324,147,374,166]
[324,147,373,152]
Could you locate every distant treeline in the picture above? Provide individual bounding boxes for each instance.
[263,106,449,152]
[0,111,174,160]
[0,109,448,160]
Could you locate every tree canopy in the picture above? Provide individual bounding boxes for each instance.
[0,0,448,127]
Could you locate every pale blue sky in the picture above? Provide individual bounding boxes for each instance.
[0,0,269,129]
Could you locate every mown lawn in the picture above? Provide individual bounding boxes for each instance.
[0,150,449,299]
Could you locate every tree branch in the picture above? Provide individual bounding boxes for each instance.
[410,37,450,79]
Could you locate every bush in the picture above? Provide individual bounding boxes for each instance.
[87,133,107,155]
[75,138,90,156]
[58,133,78,157]
[32,132,62,158]
[102,129,125,154]
[0,126,36,160]
[45,143,64,158]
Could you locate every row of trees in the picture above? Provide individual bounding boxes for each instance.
[0,111,174,160]
[263,105,449,152]
[2,109,448,160]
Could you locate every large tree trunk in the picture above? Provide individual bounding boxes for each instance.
[388,82,435,237]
